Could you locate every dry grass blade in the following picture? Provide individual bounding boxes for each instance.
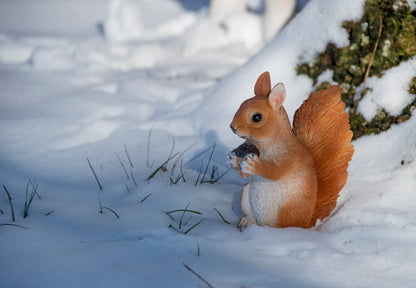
[117,154,130,180]
[183,262,215,288]
[165,209,203,216]
[0,223,29,229]
[183,218,205,234]
[102,207,120,219]
[213,208,230,224]
[146,152,180,182]
[98,198,120,219]
[87,158,103,191]
[130,169,138,187]
[146,128,153,168]
[199,143,216,184]
[124,144,134,167]
[3,185,15,222]
[140,193,152,203]
[361,14,383,94]
[23,179,39,219]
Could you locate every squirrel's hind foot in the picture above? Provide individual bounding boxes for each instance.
[238,216,256,231]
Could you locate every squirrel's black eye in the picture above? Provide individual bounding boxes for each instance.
[252,113,262,123]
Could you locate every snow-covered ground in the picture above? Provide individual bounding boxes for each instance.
[1,0,416,287]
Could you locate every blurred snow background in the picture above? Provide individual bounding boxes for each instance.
[1,0,416,287]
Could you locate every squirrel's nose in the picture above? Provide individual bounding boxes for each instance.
[230,125,237,134]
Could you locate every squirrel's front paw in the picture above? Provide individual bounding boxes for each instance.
[227,152,237,168]
[239,153,259,176]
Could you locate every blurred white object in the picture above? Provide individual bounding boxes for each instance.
[182,18,229,55]
[263,0,296,41]
[104,0,143,43]
[223,13,263,49]
[209,0,246,23]
[209,0,296,42]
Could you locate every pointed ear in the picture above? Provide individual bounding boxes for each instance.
[268,83,286,111]
[254,71,271,97]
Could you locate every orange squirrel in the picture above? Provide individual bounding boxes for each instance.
[228,72,354,230]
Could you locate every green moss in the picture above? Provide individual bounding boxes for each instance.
[316,82,333,91]
[349,95,416,139]
[297,0,416,139]
[349,110,394,139]
[397,15,416,55]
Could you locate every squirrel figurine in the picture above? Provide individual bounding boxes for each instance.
[228,72,354,230]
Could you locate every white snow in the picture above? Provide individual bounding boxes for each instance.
[408,0,416,10]
[1,0,416,288]
[0,42,33,64]
[358,57,416,121]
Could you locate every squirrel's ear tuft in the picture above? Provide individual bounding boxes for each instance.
[254,71,271,97]
[268,83,286,111]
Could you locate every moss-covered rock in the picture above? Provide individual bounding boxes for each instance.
[297,0,416,139]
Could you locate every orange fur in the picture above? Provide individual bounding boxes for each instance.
[229,72,354,229]
[293,86,354,226]
[276,196,316,228]
[254,71,271,97]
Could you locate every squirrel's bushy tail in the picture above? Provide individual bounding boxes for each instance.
[293,86,354,227]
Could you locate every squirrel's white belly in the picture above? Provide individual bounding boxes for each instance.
[247,175,286,226]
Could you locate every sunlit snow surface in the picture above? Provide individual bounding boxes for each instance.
[1,0,416,287]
